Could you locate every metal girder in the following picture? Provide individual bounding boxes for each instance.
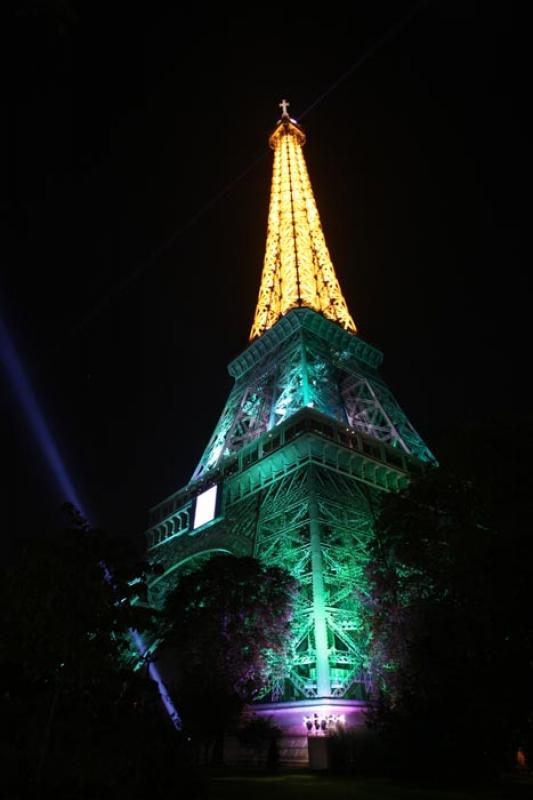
[252,463,375,701]
[146,311,434,704]
[192,312,435,480]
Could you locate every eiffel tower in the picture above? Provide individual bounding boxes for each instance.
[146,101,435,757]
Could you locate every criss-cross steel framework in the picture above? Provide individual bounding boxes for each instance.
[193,310,433,480]
[146,109,435,704]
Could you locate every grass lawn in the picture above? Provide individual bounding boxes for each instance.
[206,770,533,800]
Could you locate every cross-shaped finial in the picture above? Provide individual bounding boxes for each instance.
[279,99,290,119]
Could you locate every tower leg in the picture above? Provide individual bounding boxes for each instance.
[308,481,331,697]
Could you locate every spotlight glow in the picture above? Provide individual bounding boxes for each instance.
[0,314,83,510]
[0,314,181,729]
[130,629,182,729]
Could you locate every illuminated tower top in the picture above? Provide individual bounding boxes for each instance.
[250,100,357,341]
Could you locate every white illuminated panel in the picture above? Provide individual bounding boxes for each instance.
[193,485,218,529]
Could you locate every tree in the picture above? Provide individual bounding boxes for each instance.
[237,714,282,768]
[0,507,199,798]
[366,420,533,779]
[2,507,144,685]
[160,554,297,763]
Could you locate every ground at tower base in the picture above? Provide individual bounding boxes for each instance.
[204,770,533,800]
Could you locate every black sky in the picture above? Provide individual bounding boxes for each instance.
[3,2,529,542]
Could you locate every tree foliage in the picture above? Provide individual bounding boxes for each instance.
[1,507,197,798]
[2,507,146,685]
[160,554,297,757]
[366,420,533,778]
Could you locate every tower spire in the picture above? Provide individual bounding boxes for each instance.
[250,103,357,340]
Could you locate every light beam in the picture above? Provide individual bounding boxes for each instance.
[0,312,180,728]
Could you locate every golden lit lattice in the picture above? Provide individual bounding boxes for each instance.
[250,116,357,340]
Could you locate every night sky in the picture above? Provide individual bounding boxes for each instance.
[4,2,528,544]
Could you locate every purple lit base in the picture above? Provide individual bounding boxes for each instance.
[226,699,368,767]
[252,698,368,735]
